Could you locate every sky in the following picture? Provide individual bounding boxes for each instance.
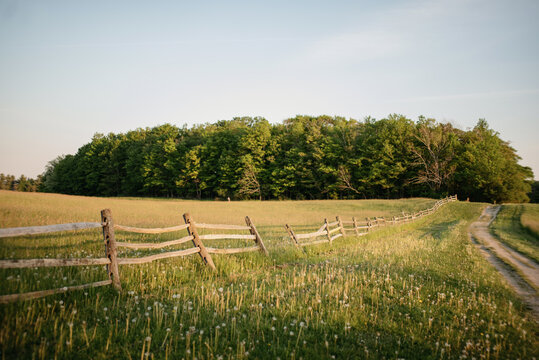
[1,0,538,179]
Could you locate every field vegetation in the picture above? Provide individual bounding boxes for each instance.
[520,204,539,238]
[491,204,539,263]
[0,191,537,359]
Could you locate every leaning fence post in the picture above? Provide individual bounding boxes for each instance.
[336,216,345,237]
[352,217,359,236]
[285,224,301,248]
[245,216,268,256]
[183,213,216,270]
[324,218,331,242]
[101,209,121,291]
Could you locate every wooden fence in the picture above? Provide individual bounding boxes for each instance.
[0,211,267,303]
[285,195,457,247]
[0,195,457,303]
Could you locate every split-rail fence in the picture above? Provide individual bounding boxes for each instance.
[0,195,457,303]
[0,211,267,303]
[285,195,457,247]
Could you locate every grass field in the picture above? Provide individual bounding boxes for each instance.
[491,204,539,263]
[521,204,539,239]
[0,191,537,359]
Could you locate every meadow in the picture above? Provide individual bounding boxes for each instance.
[0,191,537,359]
[521,204,539,239]
[491,204,539,263]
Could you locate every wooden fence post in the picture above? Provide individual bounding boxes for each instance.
[336,216,345,237]
[183,213,216,270]
[101,209,121,291]
[245,216,268,256]
[324,218,331,242]
[392,216,396,225]
[366,217,371,232]
[285,224,300,248]
[352,217,359,236]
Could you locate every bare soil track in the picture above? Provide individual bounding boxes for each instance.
[469,205,539,322]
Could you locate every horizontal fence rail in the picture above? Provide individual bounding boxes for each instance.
[0,210,268,303]
[114,224,189,234]
[0,257,111,269]
[0,222,102,238]
[116,235,194,249]
[116,247,202,265]
[0,280,113,304]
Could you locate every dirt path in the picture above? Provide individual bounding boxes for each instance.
[468,205,539,322]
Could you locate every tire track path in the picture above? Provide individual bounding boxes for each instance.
[469,205,539,321]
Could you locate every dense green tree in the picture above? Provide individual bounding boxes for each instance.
[454,119,532,203]
[529,181,539,203]
[37,116,534,203]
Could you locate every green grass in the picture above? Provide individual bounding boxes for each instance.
[521,204,539,239]
[0,191,537,359]
[491,204,539,263]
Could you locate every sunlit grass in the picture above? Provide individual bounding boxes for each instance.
[0,191,537,359]
[521,204,539,239]
[491,204,539,263]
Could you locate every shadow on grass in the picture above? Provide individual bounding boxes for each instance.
[418,220,460,242]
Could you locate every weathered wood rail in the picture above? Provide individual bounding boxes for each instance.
[0,212,267,303]
[285,195,457,248]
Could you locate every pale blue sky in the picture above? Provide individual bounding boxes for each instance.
[1,0,538,178]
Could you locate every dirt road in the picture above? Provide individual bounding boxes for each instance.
[468,205,539,322]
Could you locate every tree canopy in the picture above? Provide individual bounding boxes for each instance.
[37,115,534,203]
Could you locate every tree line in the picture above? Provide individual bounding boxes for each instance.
[0,174,41,192]
[12,115,535,203]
